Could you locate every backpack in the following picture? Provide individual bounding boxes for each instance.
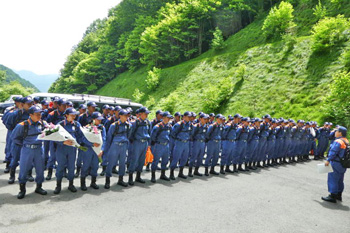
[338,138,350,168]
[22,120,44,139]
[113,121,130,137]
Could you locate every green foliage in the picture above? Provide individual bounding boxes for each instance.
[0,70,5,83]
[341,47,350,71]
[311,15,350,52]
[262,1,296,39]
[161,92,178,113]
[0,64,38,91]
[211,27,225,50]
[146,67,161,90]
[132,88,144,102]
[0,81,34,102]
[325,71,350,127]
[313,0,327,20]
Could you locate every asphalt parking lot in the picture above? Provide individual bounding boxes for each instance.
[0,122,349,233]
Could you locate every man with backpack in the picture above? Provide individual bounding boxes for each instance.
[322,126,349,203]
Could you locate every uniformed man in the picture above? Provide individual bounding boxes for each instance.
[12,106,47,199]
[101,105,110,125]
[170,111,192,180]
[259,115,271,167]
[316,122,331,160]
[236,117,250,171]
[150,112,173,182]
[128,107,151,185]
[322,126,348,203]
[103,109,131,188]
[247,118,260,170]
[41,100,50,167]
[80,112,106,191]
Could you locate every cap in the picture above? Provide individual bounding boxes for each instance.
[14,97,22,102]
[208,113,215,117]
[192,112,197,117]
[79,104,87,110]
[138,107,151,114]
[108,106,114,110]
[114,106,122,111]
[174,112,181,117]
[41,100,49,106]
[28,106,43,114]
[271,119,277,124]
[234,114,242,119]
[162,112,172,118]
[33,97,40,102]
[135,109,140,114]
[228,116,234,120]
[156,110,163,115]
[199,113,209,119]
[87,101,97,107]
[215,114,224,119]
[102,104,110,110]
[336,126,347,136]
[126,107,133,113]
[64,107,79,115]
[263,114,271,119]
[183,111,192,117]
[66,101,73,106]
[21,96,33,104]
[119,109,129,116]
[241,117,249,122]
[92,112,104,120]
[57,98,67,105]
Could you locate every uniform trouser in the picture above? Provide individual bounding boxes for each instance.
[286,138,292,156]
[267,140,275,160]
[76,150,83,168]
[101,149,108,166]
[317,138,329,157]
[55,145,77,181]
[19,146,44,184]
[276,138,284,158]
[205,140,220,167]
[221,141,235,166]
[190,141,206,167]
[189,141,193,162]
[126,142,133,166]
[151,143,170,171]
[5,130,12,162]
[327,163,346,194]
[170,140,189,169]
[106,142,128,177]
[9,143,22,169]
[81,147,99,178]
[169,138,175,161]
[129,140,148,173]
[258,138,268,162]
[43,141,50,164]
[47,141,57,169]
[236,140,247,165]
[248,140,259,163]
[311,140,317,155]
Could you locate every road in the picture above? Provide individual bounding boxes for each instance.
[0,122,349,233]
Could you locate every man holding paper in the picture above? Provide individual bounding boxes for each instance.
[322,126,348,203]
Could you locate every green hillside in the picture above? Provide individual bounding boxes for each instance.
[0,65,39,91]
[51,0,350,125]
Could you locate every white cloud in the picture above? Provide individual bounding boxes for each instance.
[0,0,121,75]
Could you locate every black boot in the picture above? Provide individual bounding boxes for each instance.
[322,193,337,203]
[225,165,233,173]
[188,167,193,177]
[194,167,203,176]
[251,162,257,170]
[35,183,47,195]
[54,179,62,194]
[135,171,145,183]
[105,177,110,189]
[17,183,26,199]
[68,180,77,192]
[100,166,106,176]
[263,161,268,167]
[27,169,34,182]
[151,171,156,183]
[205,167,209,176]
[336,193,342,202]
[75,167,81,178]
[4,161,10,173]
[46,168,53,180]
[146,163,150,172]
[257,162,263,168]
[238,164,244,172]
[178,167,187,179]
[90,176,99,189]
[233,164,238,172]
[210,166,219,175]
[8,168,15,184]
[128,173,134,186]
[112,166,118,174]
[117,176,128,187]
[220,165,225,174]
[244,163,250,171]
[170,169,176,180]
[80,177,87,191]
[160,169,170,181]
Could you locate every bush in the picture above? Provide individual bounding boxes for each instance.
[132,88,144,102]
[0,81,34,102]
[262,1,296,39]
[341,48,350,71]
[325,71,350,127]
[313,0,327,21]
[161,92,178,113]
[211,27,225,50]
[311,15,350,52]
[146,67,161,90]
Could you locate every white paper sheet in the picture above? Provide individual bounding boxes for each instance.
[317,163,333,174]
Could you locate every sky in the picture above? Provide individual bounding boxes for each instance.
[0,0,122,75]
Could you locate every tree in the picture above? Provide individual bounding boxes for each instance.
[211,27,225,50]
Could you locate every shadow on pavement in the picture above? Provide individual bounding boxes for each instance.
[314,200,350,211]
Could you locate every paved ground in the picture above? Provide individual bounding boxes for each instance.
[0,122,349,233]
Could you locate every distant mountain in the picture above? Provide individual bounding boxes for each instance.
[0,64,39,91]
[15,70,58,92]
